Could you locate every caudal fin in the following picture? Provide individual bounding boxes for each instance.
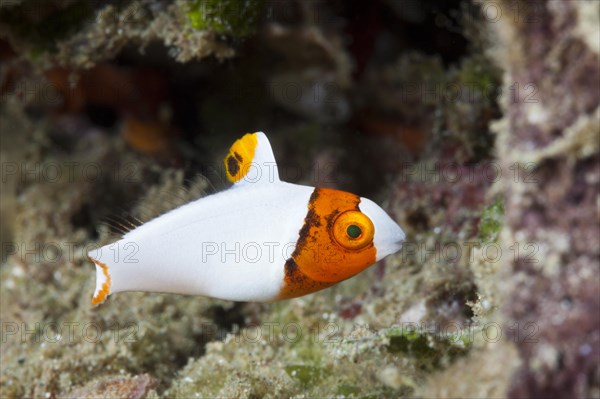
[90,257,112,305]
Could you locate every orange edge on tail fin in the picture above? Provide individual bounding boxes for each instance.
[90,258,111,305]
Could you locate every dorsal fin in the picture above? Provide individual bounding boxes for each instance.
[224,132,280,186]
[100,214,142,236]
[97,173,211,240]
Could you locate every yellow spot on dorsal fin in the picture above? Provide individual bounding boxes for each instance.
[224,132,259,183]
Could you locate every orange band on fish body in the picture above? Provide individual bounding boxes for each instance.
[278,188,377,299]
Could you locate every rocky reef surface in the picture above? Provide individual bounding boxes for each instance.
[1,1,598,398]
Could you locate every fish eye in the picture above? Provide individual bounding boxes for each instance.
[332,210,374,250]
[346,224,362,239]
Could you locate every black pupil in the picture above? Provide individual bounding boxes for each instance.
[347,225,362,239]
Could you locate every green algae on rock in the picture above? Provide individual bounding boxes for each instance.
[186,0,265,37]
[478,196,504,243]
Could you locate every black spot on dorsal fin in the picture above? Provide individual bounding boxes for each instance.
[226,154,241,177]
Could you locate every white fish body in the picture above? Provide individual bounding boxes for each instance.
[89,132,405,305]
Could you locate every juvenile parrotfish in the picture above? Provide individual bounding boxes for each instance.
[89,132,405,305]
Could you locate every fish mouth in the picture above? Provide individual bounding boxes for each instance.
[394,226,406,246]
[377,227,405,260]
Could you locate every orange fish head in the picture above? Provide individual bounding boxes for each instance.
[291,188,405,284]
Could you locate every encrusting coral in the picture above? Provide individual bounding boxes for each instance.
[483,0,600,397]
[1,1,598,398]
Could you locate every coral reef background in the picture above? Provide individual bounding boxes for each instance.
[1,0,598,398]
